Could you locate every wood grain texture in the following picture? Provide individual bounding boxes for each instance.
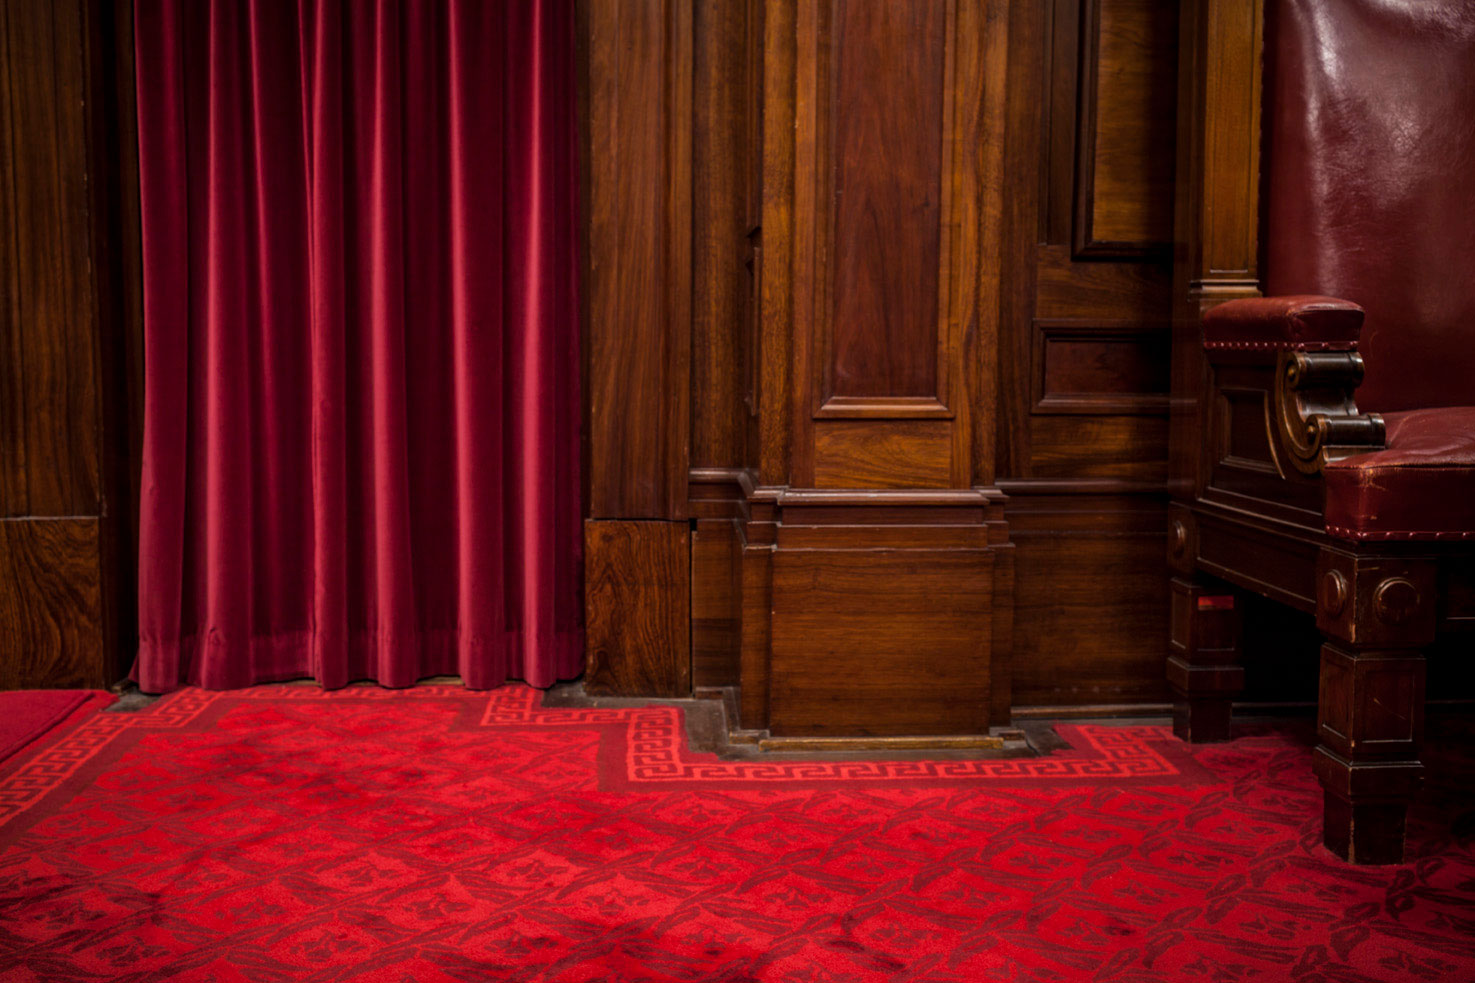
[1008,498,1168,707]
[583,0,691,518]
[1033,320,1169,415]
[769,548,992,736]
[1029,416,1168,482]
[0,519,102,689]
[777,0,1006,488]
[812,420,951,489]
[0,0,136,690]
[691,517,741,689]
[1074,0,1177,256]
[0,0,100,518]
[584,520,691,697]
[1169,0,1263,502]
[827,0,944,400]
[691,0,753,471]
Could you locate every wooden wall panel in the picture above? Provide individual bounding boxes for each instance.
[687,3,759,695]
[1008,500,1167,707]
[997,0,1178,709]
[1033,320,1169,415]
[583,0,691,520]
[588,0,1188,719]
[827,0,945,400]
[0,0,99,518]
[0,0,137,690]
[722,0,1013,743]
[691,517,741,689]
[1074,0,1178,256]
[0,519,102,690]
[582,0,700,694]
[584,521,691,697]
[692,0,754,472]
[812,420,951,489]
[770,547,993,737]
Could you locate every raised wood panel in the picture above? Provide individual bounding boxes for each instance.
[785,0,1004,490]
[812,420,950,489]
[769,547,992,736]
[584,520,691,697]
[1033,319,1170,415]
[1073,0,1177,257]
[583,0,691,519]
[0,0,100,518]
[827,0,945,401]
[0,518,103,689]
[1009,500,1168,707]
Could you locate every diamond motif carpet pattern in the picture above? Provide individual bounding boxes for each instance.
[0,685,1472,982]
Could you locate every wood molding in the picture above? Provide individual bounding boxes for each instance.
[1031,318,1170,416]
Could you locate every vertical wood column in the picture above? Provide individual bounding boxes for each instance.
[1169,0,1262,501]
[733,0,1014,743]
[0,0,140,690]
[1313,548,1430,864]
[1163,0,1262,727]
[580,0,693,695]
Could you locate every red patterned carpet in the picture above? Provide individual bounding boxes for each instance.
[1,686,1472,982]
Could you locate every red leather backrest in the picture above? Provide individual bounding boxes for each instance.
[1263,0,1475,412]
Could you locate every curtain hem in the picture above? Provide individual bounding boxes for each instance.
[133,629,585,695]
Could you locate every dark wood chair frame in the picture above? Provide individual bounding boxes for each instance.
[1166,0,1474,865]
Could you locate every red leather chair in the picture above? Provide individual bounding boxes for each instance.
[1168,0,1475,864]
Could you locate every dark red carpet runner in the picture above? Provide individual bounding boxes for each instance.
[0,690,113,765]
[0,685,1471,981]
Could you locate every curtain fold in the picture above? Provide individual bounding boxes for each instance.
[133,0,583,693]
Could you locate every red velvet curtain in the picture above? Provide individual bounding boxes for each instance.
[133,0,583,692]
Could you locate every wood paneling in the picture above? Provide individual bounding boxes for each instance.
[584,520,691,697]
[583,0,691,519]
[1033,320,1169,415]
[812,420,951,489]
[789,0,1004,485]
[587,0,1190,721]
[718,0,1013,743]
[1073,0,1177,257]
[0,0,100,518]
[827,0,945,400]
[1008,500,1167,707]
[770,547,993,736]
[1029,417,1168,482]
[692,0,754,472]
[0,519,102,690]
[996,0,1180,711]
[691,517,741,689]
[0,0,138,689]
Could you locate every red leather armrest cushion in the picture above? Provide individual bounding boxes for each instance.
[1202,295,1364,352]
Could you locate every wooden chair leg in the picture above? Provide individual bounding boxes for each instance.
[1167,576,1244,742]
[1313,641,1425,864]
[1313,547,1433,864]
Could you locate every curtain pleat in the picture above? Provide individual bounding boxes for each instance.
[133,0,583,693]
